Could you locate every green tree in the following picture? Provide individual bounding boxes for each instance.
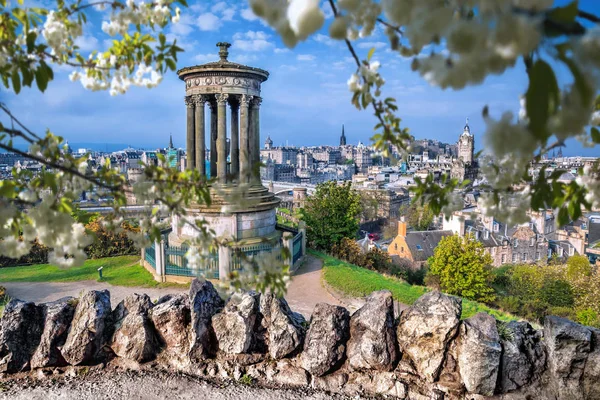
[400,202,434,231]
[301,181,361,252]
[566,255,592,281]
[428,235,495,302]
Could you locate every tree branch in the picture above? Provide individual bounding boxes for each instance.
[578,10,600,24]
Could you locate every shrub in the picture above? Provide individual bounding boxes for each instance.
[85,220,139,259]
[576,308,600,328]
[0,239,49,267]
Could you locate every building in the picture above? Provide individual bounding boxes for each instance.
[388,219,453,268]
[166,134,178,168]
[451,119,479,183]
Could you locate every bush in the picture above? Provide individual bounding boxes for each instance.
[548,306,577,321]
[540,279,574,308]
[424,271,441,290]
[85,220,139,259]
[0,240,49,267]
[576,308,600,328]
[0,218,140,267]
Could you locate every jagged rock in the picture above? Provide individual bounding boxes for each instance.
[61,290,112,366]
[346,372,407,398]
[301,303,350,377]
[584,328,600,400]
[188,279,224,360]
[397,291,461,382]
[0,299,44,372]
[150,294,190,359]
[30,297,76,369]
[267,359,310,387]
[259,292,305,359]
[110,293,157,362]
[457,312,501,396]
[544,316,592,400]
[436,334,462,392]
[347,290,397,371]
[213,291,258,354]
[498,321,546,393]
[312,370,349,392]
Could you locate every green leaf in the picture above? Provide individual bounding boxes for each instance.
[165,58,176,71]
[592,127,600,143]
[548,1,579,24]
[11,70,21,94]
[526,59,559,141]
[367,47,375,62]
[34,66,48,92]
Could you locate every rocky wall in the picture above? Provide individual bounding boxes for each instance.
[0,281,598,399]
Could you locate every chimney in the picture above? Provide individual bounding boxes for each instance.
[398,217,407,238]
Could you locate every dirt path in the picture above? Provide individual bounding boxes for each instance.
[285,255,346,318]
[2,280,187,306]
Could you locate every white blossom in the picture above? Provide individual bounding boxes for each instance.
[287,0,324,41]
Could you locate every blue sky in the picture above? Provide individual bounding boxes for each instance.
[3,0,600,156]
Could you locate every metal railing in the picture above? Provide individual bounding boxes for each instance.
[144,242,156,268]
[164,245,219,279]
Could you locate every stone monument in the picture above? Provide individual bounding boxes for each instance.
[171,42,280,247]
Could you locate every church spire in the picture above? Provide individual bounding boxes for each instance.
[340,124,347,146]
[169,133,174,148]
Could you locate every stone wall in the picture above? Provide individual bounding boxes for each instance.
[0,282,598,399]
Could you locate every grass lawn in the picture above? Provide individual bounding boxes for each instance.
[0,255,184,288]
[311,249,516,322]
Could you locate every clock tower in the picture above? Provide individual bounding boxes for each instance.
[457,118,474,164]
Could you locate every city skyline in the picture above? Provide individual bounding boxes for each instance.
[2,0,600,157]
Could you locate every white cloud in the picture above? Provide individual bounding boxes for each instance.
[211,1,227,13]
[197,12,221,31]
[313,33,337,46]
[222,9,235,21]
[274,48,290,54]
[74,35,98,51]
[241,8,259,21]
[357,41,387,49]
[170,13,195,36]
[231,54,258,64]
[194,53,218,63]
[233,31,273,52]
[297,54,315,61]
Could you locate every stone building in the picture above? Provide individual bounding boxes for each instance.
[173,42,280,247]
[359,189,410,222]
[260,146,298,165]
[451,119,479,183]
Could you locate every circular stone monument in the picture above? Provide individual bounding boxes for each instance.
[171,42,280,247]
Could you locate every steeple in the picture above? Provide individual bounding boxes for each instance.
[169,133,174,148]
[340,124,347,146]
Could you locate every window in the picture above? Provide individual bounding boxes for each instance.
[530,237,535,246]
[513,239,519,248]
[501,254,506,264]
[569,246,575,256]
[394,243,397,251]
[484,230,490,240]
[536,251,541,260]
[522,253,527,262]
[558,247,564,257]
[416,245,423,251]
[401,246,404,253]
[493,222,499,232]
[512,253,519,263]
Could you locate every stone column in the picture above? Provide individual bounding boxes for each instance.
[193,94,206,177]
[230,98,240,180]
[185,96,195,170]
[239,94,252,184]
[250,97,262,183]
[209,99,218,179]
[218,241,231,282]
[217,93,228,183]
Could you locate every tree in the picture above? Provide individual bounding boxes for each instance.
[566,255,593,281]
[3,0,600,295]
[428,235,495,302]
[400,202,434,231]
[301,181,361,251]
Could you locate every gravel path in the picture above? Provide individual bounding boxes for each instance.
[1,280,187,306]
[285,255,345,318]
[1,255,346,319]
[0,369,352,400]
